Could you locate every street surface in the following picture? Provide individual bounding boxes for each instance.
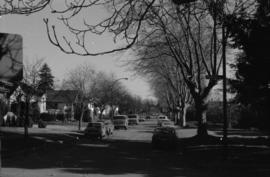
[1,119,269,177]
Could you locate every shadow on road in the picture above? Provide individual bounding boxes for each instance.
[1,129,270,177]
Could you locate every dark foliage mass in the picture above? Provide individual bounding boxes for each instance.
[226,0,270,130]
[37,63,54,94]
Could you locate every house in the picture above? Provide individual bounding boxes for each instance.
[39,90,79,120]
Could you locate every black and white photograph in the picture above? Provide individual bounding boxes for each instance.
[0,0,269,177]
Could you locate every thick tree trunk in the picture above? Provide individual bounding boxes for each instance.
[195,100,208,138]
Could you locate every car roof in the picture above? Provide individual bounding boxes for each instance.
[87,122,103,125]
[114,115,127,117]
[128,114,138,116]
[113,115,128,118]
[154,126,175,131]
[162,120,173,123]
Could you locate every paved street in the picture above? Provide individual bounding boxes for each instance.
[1,119,269,177]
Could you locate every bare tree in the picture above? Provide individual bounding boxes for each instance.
[90,72,128,119]
[89,72,113,119]
[62,63,95,130]
[1,1,256,56]
[12,58,44,137]
[40,0,256,55]
[127,1,223,136]
[131,46,192,126]
[1,0,258,136]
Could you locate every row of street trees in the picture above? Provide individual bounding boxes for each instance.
[61,63,156,130]
[20,60,157,131]
[1,0,268,136]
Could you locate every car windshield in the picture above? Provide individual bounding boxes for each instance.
[155,127,175,134]
[128,115,137,118]
[162,121,173,125]
[87,123,101,128]
[113,116,126,120]
[159,116,166,119]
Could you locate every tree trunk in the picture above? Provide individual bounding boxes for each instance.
[182,104,190,127]
[195,100,208,138]
[99,109,104,120]
[78,104,84,131]
[71,104,74,121]
[24,100,29,138]
[175,111,180,125]
[177,107,183,126]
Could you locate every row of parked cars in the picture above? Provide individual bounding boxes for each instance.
[84,114,145,139]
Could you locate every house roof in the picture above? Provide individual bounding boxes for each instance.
[46,90,78,103]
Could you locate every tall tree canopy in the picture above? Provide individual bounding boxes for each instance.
[37,63,54,93]
[226,0,270,128]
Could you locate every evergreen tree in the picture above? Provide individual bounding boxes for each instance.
[37,63,54,93]
[226,0,270,129]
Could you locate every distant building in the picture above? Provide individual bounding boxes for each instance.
[39,90,79,113]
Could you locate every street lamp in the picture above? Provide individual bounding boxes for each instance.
[110,77,128,118]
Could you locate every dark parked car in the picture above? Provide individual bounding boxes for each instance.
[146,115,151,119]
[97,120,114,135]
[157,115,169,126]
[159,119,175,128]
[113,115,128,130]
[139,116,146,122]
[152,127,177,149]
[84,122,106,139]
[127,114,139,125]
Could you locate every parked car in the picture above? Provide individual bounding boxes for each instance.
[152,127,177,149]
[139,116,146,122]
[127,114,139,125]
[157,115,169,126]
[84,122,106,139]
[146,115,151,119]
[160,119,175,128]
[38,120,47,128]
[97,119,114,135]
[113,115,128,130]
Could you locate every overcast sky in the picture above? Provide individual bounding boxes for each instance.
[0,5,155,100]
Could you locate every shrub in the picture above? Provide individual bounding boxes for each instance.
[38,120,47,128]
[15,116,34,127]
[28,117,34,127]
[56,113,64,121]
[40,113,56,121]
